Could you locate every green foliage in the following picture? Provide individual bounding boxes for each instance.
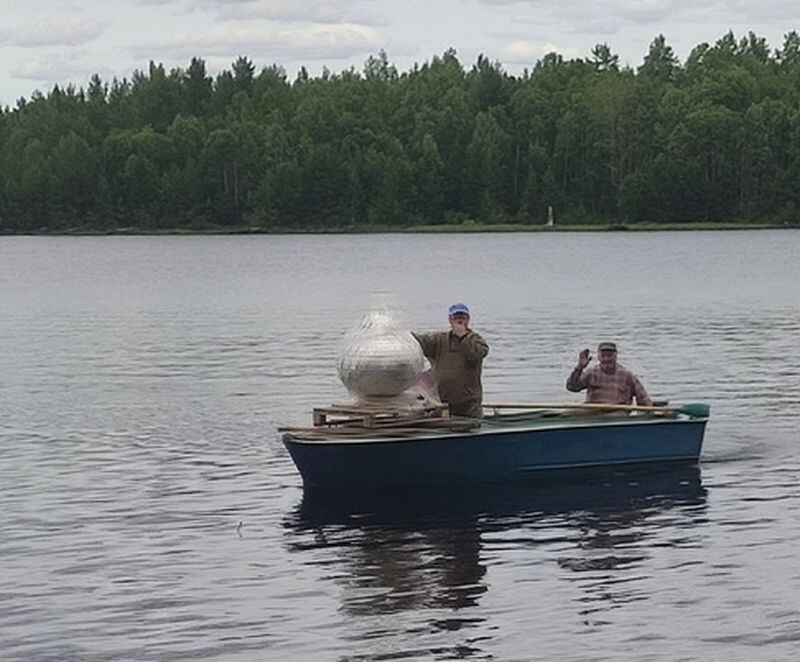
[1,34,799,233]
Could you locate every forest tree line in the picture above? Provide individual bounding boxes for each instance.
[1,31,800,232]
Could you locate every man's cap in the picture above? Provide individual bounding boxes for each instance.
[597,342,617,352]
[448,302,470,316]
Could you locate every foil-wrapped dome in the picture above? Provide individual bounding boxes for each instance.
[337,301,425,400]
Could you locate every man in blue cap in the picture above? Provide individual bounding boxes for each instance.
[413,303,489,418]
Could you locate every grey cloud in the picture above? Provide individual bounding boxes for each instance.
[9,19,107,48]
[206,0,386,26]
[9,53,93,81]
[477,0,795,26]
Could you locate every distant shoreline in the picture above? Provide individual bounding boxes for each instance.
[2,221,798,236]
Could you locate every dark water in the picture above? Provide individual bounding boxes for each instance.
[0,232,798,661]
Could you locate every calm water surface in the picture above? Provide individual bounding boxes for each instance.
[0,232,798,661]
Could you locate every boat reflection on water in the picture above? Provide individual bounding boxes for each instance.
[283,465,708,647]
[292,464,706,528]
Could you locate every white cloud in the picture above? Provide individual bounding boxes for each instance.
[499,40,581,64]
[133,21,383,61]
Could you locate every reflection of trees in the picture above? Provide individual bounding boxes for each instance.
[287,499,487,618]
[283,465,707,653]
[334,525,486,617]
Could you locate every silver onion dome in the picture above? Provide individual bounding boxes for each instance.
[337,300,425,400]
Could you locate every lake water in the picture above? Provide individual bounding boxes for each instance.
[0,231,798,661]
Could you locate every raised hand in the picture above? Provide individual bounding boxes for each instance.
[578,348,592,369]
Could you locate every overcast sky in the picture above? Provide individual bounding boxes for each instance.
[0,0,796,107]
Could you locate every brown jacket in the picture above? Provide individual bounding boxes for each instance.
[413,330,489,416]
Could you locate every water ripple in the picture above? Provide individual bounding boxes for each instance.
[1,232,798,660]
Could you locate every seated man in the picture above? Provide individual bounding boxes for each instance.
[566,342,652,406]
[413,303,489,418]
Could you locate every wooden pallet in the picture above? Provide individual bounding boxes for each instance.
[311,403,449,429]
[279,416,481,438]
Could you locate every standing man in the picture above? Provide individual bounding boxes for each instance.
[413,303,489,418]
[566,342,652,406]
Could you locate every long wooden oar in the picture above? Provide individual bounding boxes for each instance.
[483,402,710,418]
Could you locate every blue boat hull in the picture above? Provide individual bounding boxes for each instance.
[282,416,708,490]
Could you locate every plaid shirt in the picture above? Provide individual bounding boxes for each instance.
[566,362,652,406]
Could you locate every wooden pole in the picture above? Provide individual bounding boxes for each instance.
[484,402,669,413]
[483,402,710,417]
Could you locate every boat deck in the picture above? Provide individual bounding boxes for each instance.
[282,409,702,444]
